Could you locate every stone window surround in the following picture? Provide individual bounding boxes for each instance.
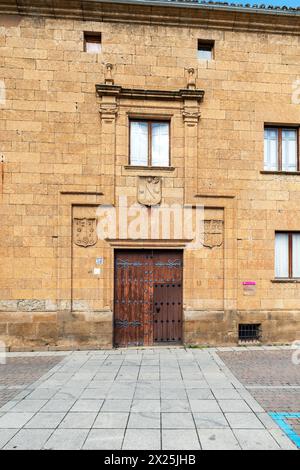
[96,81,204,205]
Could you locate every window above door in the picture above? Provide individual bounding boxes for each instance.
[264,126,299,173]
[129,120,170,168]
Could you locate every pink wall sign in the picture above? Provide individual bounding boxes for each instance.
[242,281,256,286]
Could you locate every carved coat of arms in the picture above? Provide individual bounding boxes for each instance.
[137,176,162,206]
[203,220,223,248]
[73,218,97,247]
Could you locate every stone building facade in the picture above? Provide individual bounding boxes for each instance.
[0,0,300,349]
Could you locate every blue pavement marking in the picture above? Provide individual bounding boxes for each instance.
[269,412,300,449]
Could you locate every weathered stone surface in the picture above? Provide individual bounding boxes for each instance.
[17,301,45,312]
[0,3,300,349]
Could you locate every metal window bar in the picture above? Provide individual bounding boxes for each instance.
[238,324,261,342]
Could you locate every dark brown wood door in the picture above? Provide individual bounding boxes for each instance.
[153,251,183,344]
[114,250,183,347]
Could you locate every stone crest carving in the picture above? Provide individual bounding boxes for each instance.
[137,176,162,206]
[73,218,97,247]
[203,220,223,248]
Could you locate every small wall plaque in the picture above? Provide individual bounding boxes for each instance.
[242,281,256,296]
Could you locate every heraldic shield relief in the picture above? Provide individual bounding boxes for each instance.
[137,176,162,206]
[73,218,97,247]
[203,220,223,248]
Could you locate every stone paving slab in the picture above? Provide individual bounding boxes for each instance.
[162,429,201,450]
[233,429,281,450]
[197,428,240,450]
[4,429,54,450]
[0,347,298,450]
[44,429,90,450]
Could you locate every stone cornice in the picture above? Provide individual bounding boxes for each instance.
[1,0,300,35]
[95,84,205,102]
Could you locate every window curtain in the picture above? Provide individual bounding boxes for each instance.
[275,233,289,278]
[130,122,148,166]
[86,42,101,53]
[282,129,297,172]
[292,233,300,278]
[152,123,169,167]
[264,128,278,171]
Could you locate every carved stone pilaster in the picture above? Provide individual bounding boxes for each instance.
[182,98,201,203]
[99,64,118,122]
[97,78,119,204]
[182,109,201,126]
[99,100,118,122]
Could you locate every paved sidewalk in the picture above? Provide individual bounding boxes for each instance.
[0,347,297,450]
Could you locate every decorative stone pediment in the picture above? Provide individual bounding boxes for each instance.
[95,83,204,103]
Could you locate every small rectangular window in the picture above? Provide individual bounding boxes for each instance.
[84,32,101,53]
[275,232,300,279]
[264,126,298,172]
[129,120,170,167]
[239,324,261,342]
[197,40,214,60]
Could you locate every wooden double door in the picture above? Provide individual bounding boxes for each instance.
[114,249,183,347]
